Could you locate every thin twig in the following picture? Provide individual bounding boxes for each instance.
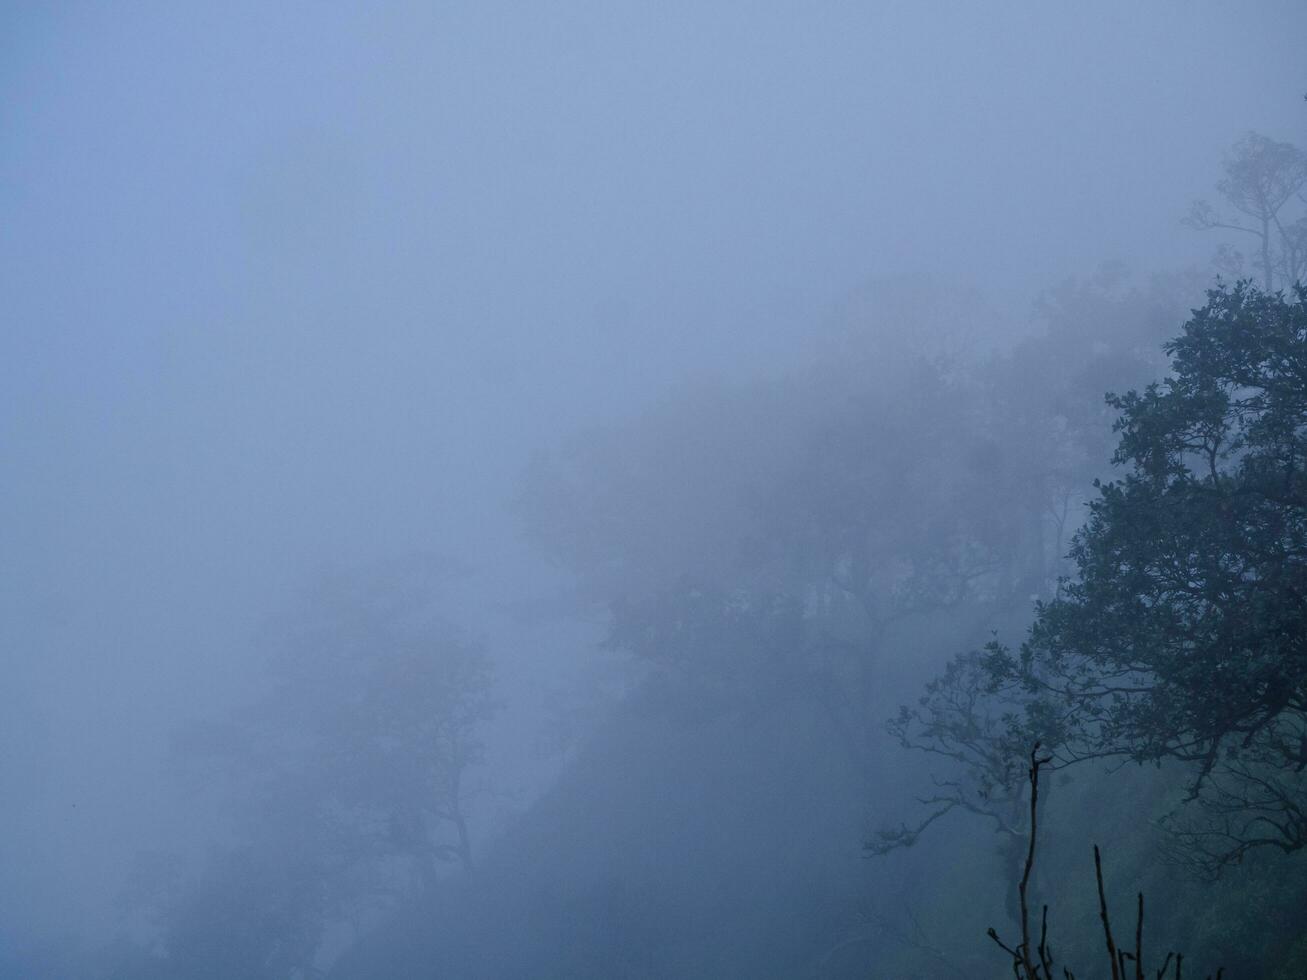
[1135,892,1144,980]
[1094,844,1122,980]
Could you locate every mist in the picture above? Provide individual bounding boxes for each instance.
[3,2,1305,976]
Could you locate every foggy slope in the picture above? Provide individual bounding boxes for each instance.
[332,678,874,979]
[3,3,1307,978]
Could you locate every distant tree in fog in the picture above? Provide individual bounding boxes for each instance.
[252,557,497,887]
[518,347,1031,772]
[1187,132,1307,291]
[521,274,1194,790]
[870,269,1191,840]
[138,558,497,978]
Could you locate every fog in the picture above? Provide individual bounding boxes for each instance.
[2,3,1305,976]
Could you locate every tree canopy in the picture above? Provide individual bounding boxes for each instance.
[992,282,1307,871]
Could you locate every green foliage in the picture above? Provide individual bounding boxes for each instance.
[877,280,1307,974]
[994,283,1307,870]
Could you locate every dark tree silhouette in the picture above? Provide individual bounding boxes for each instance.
[990,283,1307,869]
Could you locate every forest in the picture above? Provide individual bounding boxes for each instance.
[2,5,1304,979]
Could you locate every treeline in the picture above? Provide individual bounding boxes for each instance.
[509,130,1307,976]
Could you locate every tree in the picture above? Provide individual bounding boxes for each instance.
[269,558,497,878]
[246,558,497,887]
[980,265,1197,595]
[1186,133,1307,292]
[869,647,1040,929]
[871,649,1028,855]
[142,557,498,977]
[521,350,1026,775]
[869,270,1197,869]
[996,282,1307,871]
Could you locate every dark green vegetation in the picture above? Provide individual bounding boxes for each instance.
[884,280,1307,976]
[1009,283,1307,872]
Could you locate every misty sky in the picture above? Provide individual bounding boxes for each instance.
[1,0,1304,946]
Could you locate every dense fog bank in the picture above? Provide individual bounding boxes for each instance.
[3,3,1306,977]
